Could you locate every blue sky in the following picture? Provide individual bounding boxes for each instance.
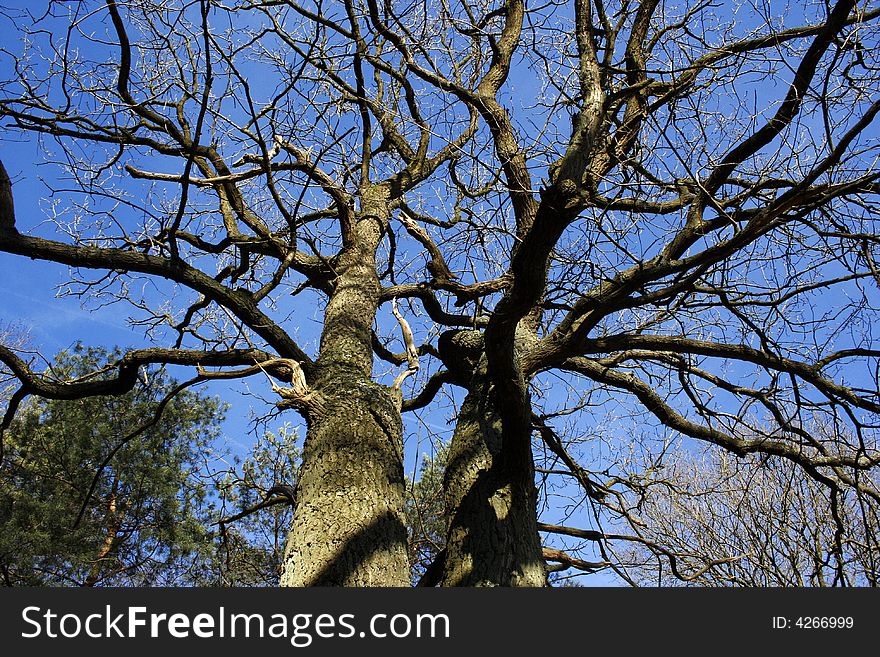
[6,0,875,587]
[0,128,458,508]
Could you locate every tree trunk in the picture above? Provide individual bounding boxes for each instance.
[439,332,545,586]
[84,485,120,587]
[279,375,409,586]
[279,184,410,586]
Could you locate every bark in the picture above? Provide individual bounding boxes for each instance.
[280,184,410,586]
[84,485,120,587]
[439,331,545,586]
[279,375,409,586]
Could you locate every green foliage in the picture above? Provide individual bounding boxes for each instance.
[405,443,448,584]
[0,345,225,586]
[210,425,300,586]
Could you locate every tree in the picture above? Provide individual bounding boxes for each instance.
[212,425,300,586]
[405,443,448,585]
[0,345,224,586]
[0,323,27,409]
[617,437,879,586]
[0,341,307,587]
[627,444,880,587]
[1,0,879,586]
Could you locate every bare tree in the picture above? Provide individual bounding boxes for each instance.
[615,433,879,586]
[212,425,300,586]
[1,0,880,586]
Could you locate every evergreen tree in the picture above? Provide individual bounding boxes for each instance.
[0,346,224,586]
[211,425,300,586]
[405,444,448,585]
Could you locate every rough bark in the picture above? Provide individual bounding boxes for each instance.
[280,184,410,586]
[279,375,409,586]
[439,331,545,586]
